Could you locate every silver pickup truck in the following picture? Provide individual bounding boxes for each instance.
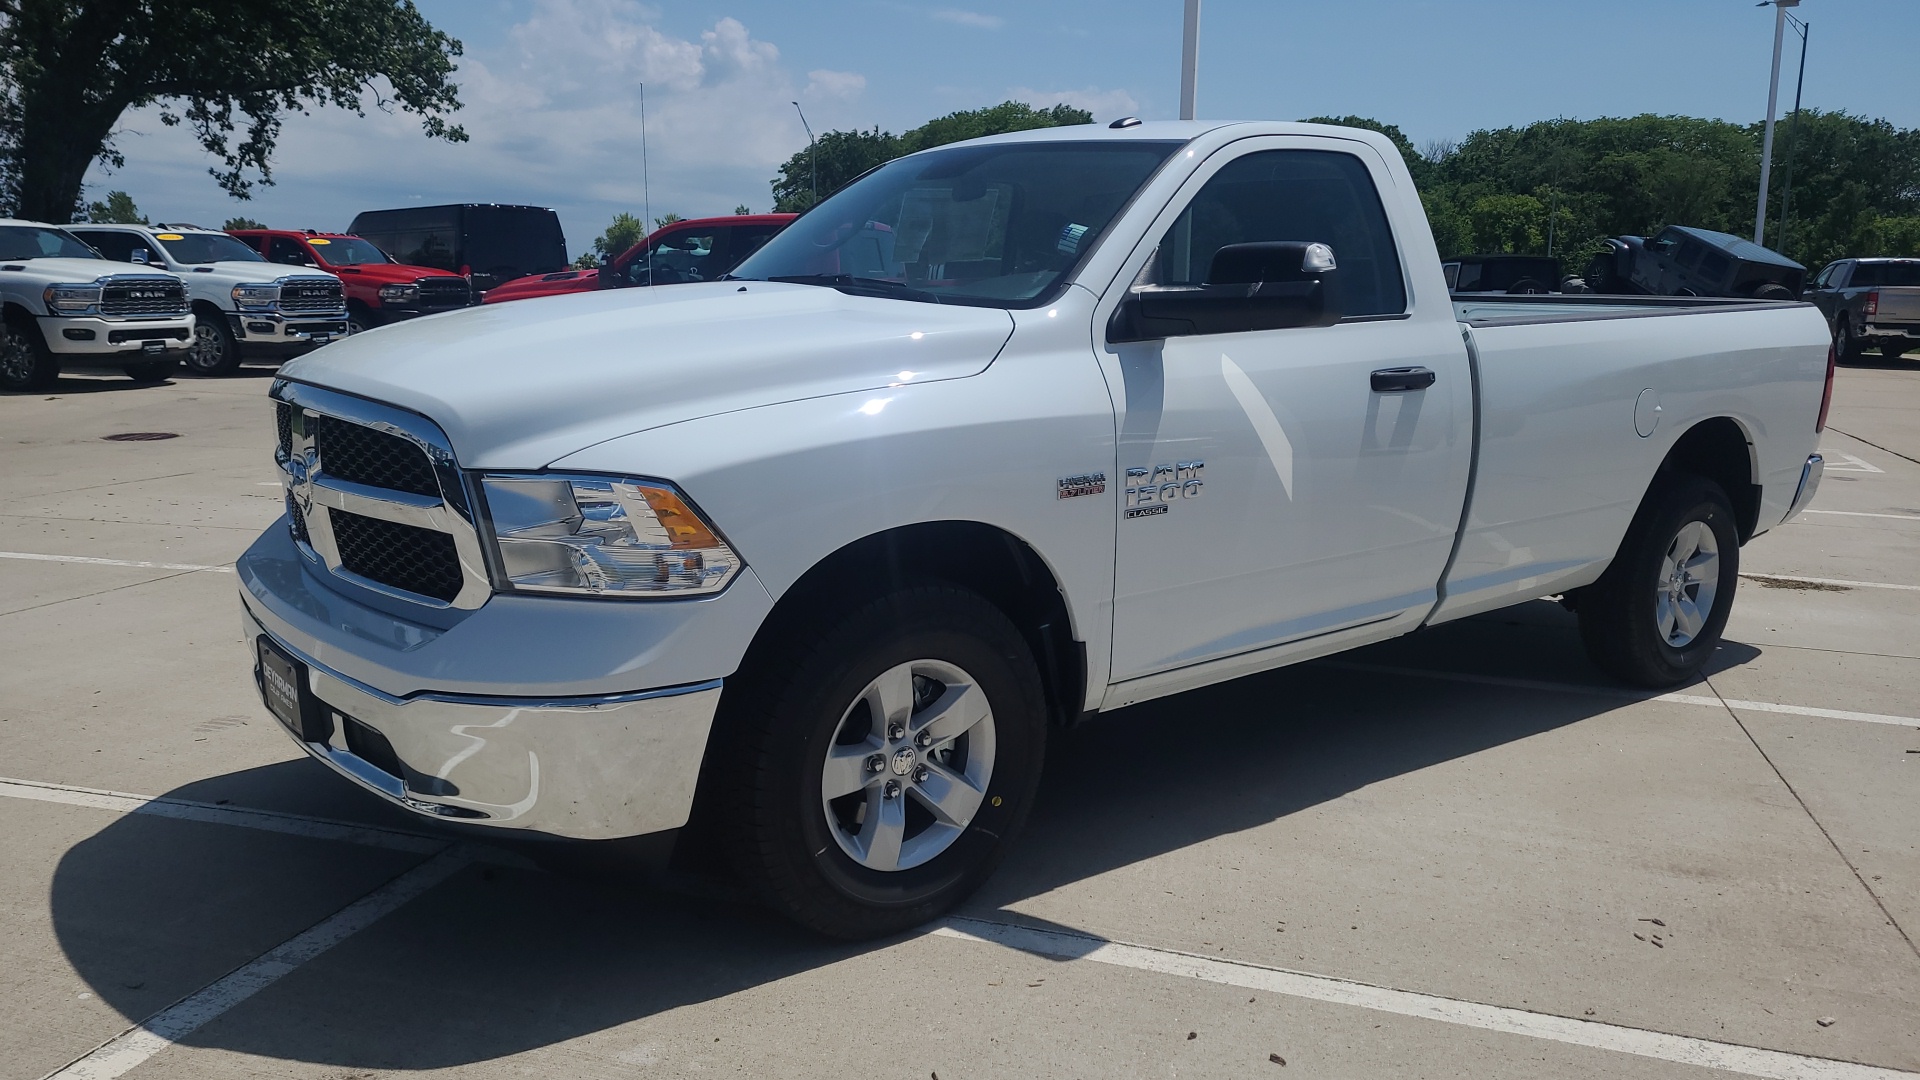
[240,120,1832,938]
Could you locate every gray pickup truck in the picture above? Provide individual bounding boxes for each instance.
[1804,257,1920,360]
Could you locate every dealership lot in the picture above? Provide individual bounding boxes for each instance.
[1,360,1917,1079]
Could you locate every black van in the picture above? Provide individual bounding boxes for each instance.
[346,204,568,295]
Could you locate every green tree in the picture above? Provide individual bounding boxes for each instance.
[653,212,682,230]
[591,212,646,260]
[86,189,146,223]
[0,0,465,221]
[1302,115,1430,187]
[769,101,1093,213]
[733,203,751,215]
[222,215,268,230]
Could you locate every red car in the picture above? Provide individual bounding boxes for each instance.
[482,214,795,305]
[229,229,472,333]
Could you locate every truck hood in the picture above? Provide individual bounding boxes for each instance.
[279,281,1016,467]
[0,258,175,283]
[329,262,460,285]
[480,268,598,304]
[179,261,334,285]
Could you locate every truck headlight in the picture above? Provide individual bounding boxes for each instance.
[481,474,741,598]
[44,284,103,315]
[232,283,281,311]
[379,284,420,302]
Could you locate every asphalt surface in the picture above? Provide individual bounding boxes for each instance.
[1,352,1916,1079]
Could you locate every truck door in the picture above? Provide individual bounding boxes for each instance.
[1104,141,1473,683]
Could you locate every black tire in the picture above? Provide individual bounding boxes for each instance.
[346,304,376,336]
[1583,256,1614,293]
[123,358,179,383]
[0,313,58,391]
[1834,318,1862,362]
[1575,475,1740,688]
[184,309,241,375]
[1749,282,1795,301]
[1882,341,1911,360]
[723,585,1047,939]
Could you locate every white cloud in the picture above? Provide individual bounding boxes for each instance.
[930,9,1004,30]
[82,3,863,246]
[1013,85,1141,122]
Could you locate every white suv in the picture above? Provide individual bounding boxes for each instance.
[70,224,346,376]
[0,219,194,390]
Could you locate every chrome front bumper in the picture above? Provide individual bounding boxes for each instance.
[1783,453,1824,524]
[244,607,721,840]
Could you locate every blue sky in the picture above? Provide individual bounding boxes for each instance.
[86,0,1920,257]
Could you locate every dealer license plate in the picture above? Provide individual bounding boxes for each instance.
[255,636,307,737]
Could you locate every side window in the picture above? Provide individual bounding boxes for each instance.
[1150,149,1407,317]
[1676,241,1706,271]
[74,231,131,261]
[268,237,311,266]
[727,225,782,268]
[635,230,722,284]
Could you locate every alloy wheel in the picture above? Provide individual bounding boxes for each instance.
[819,659,996,873]
[187,323,226,372]
[0,329,33,384]
[1654,520,1720,647]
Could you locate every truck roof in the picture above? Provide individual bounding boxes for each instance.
[1665,225,1804,270]
[937,119,1389,148]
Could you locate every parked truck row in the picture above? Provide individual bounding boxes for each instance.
[240,119,1833,939]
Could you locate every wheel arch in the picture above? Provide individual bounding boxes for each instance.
[1658,416,1761,541]
[743,520,1087,731]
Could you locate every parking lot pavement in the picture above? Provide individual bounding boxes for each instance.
[2,362,1917,1079]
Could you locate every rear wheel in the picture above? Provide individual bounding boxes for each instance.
[185,312,240,375]
[1575,475,1739,687]
[0,313,58,391]
[1835,318,1861,361]
[723,585,1047,939]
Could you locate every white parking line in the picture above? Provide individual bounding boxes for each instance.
[1316,662,1920,729]
[1802,509,1920,522]
[1741,572,1920,592]
[1822,451,1885,474]
[0,776,443,854]
[0,551,233,573]
[937,918,1918,1080]
[42,851,468,1080]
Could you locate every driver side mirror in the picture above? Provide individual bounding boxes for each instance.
[1109,241,1341,343]
[129,249,150,265]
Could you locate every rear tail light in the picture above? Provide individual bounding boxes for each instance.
[1863,290,1879,317]
[1816,342,1836,433]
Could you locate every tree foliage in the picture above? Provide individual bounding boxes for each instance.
[87,190,145,223]
[591,212,645,260]
[0,0,465,222]
[1360,110,1920,269]
[223,215,268,230]
[770,101,1094,213]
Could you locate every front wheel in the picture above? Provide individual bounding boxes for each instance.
[0,315,58,391]
[1574,475,1740,687]
[185,313,240,375]
[723,586,1047,939]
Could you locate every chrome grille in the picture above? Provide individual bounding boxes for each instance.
[271,380,489,610]
[329,510,463,602]
[314,414,439,495]
[101,278,188,315]
[278,279,345,313]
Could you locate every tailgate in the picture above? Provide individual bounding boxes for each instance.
[1872,286,1920,324]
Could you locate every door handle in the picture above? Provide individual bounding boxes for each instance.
[1371,366,1436,392]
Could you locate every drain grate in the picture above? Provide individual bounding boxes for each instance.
[100,432,179,442]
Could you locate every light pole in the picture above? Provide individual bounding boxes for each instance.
[1776,12,1809,254]
[791,101,817,206]
[1179,0,1201,120]
[1754,0,1800,246]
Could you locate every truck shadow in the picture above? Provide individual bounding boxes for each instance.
[47,601,1762,1069]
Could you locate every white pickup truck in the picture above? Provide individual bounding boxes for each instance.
[1,219,194,389]
[67,224,347,377]
[239,121,1832,937]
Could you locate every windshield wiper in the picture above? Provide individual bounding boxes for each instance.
[762,274,943,304]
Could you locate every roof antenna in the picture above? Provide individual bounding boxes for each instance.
[640,81,653,289]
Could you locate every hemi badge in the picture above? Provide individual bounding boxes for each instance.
[1058,472,1106,499]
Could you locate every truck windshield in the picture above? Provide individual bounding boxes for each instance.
[310,237,393,266]
[157,232,265,264]
[730,140,1182,307]
[0,225,100,261]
